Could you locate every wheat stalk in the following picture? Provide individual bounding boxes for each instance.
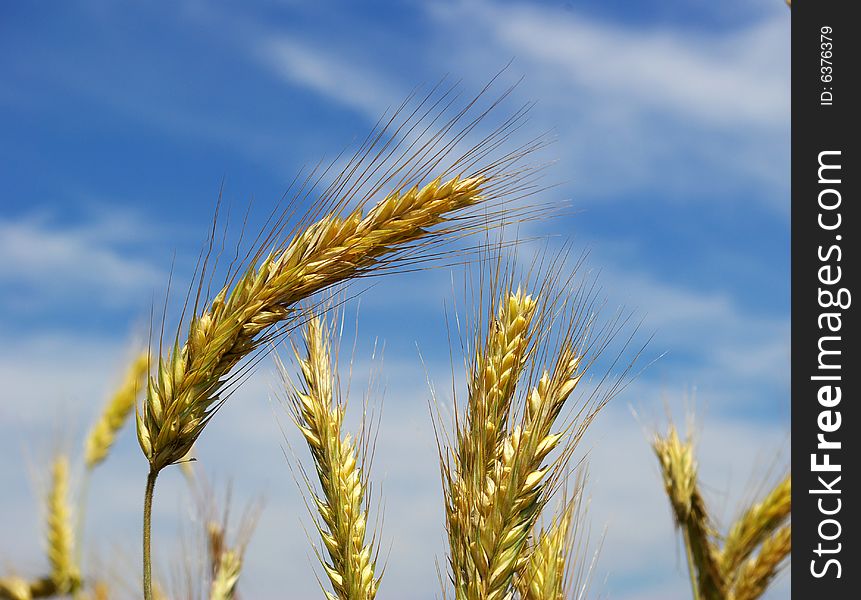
[729,525,791,600]
[720,475,791,578]
[652,426,723,600]
[286,316,380,600]
[85,351,149,469]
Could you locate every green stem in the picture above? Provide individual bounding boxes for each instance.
[143,467,159,600]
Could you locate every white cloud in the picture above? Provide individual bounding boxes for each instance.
[437,1,789,128]
[258,37,404,120]
[0,213,164,309]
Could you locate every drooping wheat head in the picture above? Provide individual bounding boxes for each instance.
[137,89,545,475]
[45,455,81,595]
[85,351,149,469]
[284,315,380,600]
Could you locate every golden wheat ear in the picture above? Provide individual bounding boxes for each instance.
[84,351,149,470]
[728,525,790,600]
[279,314,382,600]
[437,250,633,600]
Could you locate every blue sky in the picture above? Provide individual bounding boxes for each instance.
[1,1,790,598]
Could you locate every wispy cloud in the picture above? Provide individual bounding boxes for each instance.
[0,212,164,311]
[258,37,404,120]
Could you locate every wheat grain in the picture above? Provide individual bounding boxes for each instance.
[720,475,791,578]
[85,352,149,469]
[286,316,379,600]
[729,525,791,600]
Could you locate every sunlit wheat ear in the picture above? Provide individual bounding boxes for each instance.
[85,351,149,469]
[437,252,624,600]
[729,525,791,600]
[45,455,81,595]
[720,475,791,579]
[652,426,723,600]
[282,315,380,600]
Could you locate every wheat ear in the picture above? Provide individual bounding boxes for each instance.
[729,525,791,600]
[444,277,593,600]
[720,475,791,578]
[652,426,723,600]
[45,455,81,595]
[445,289,537,599]
[288,316,379,600]
[85,351,149,469]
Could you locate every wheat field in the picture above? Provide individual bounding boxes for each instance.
[0,84,790,600]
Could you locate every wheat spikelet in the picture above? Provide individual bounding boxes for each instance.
[720,475,791,578]
[138,175,493,473]
[286,316,379,600]
[652,426,723,600]
[729,525,790,600]
[515,495,578,600]
[85,351,149,469]
[45,455,81,595]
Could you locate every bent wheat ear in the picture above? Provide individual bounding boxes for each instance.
[652,426,723,600]
[139,175,494,473]
[45,455,80,595]
[284,316,380,600]
[85,351,149,469]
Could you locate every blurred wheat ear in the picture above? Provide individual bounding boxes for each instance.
[84,351,150,470]
[0,455,83,599]
[652,422,791,600]
[279,314,381,600]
